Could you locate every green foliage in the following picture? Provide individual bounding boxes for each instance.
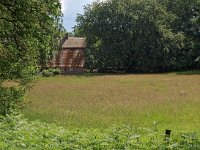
[0,114,200,149]
[0,87,24,116]
[42,69,54,77]
[0,0,64,115]
[75,0,200,72]
[50,68,61,75]
[165,0,200,69]
[41,68,61,77]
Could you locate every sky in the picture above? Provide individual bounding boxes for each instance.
[60,0,95,32]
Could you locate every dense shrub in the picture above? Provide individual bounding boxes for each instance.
[0,114,200,149]
[0,0,64,116]
[41,68,61,77]
[42,69,53,77]
[50,68,61,75]
[0,87,25,116]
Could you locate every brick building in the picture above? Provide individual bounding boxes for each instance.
[48,37,86,74]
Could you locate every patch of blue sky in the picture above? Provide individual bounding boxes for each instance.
[61,0,94,32]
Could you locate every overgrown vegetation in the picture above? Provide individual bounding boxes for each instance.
[0,0,199,149]
[0,0,64,115]
[41,68,61,77]
[1,114,200,149]
[23,74,200,131]
[75,0,200,72]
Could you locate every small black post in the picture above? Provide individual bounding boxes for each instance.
[165,129,171,141]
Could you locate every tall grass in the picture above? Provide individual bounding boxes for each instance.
[23,74,200,133]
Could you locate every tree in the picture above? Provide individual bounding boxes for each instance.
[75,0,184,72]
[0,0,64,115]
[165,0,200,69]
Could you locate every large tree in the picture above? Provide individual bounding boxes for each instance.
[0,0,64,115]
[165,0,200,69]
[75,0,199,72]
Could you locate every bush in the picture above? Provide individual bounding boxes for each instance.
[0,0,63,116]
[42,69,51,77]
[49,68,61,75]
[41,68,61,77]
[0,114,200,149]
[0,87,24,116]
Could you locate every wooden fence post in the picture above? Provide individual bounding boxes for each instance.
[165,129,171,141]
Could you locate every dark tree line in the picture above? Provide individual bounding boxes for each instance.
[75,0,200,73]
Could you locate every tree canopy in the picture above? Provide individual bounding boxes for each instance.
[0,0,64,115]
[75,0,200,72]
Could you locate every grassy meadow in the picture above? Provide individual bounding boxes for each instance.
[23,73,200,133]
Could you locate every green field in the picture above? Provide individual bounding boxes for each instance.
[23,73,200,133]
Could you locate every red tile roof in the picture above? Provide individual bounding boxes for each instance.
[62,37,86,48]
